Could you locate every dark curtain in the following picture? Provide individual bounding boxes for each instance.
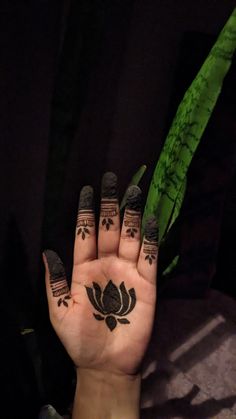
[0,1,235,417]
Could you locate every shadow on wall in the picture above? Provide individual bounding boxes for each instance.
[141,386,236,419]
[140,291,236,418]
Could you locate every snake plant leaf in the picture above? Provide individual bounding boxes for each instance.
[162,255,180,276]
[20,328,35,335]
[143,8,236,242]
[120,164,147,210]
[167,177,187,233]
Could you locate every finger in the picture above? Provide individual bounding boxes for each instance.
[98,172,120,258]
[137,216,159,284]
[43,250,72,316]
[74,186,96,266]
[119,185,142,264]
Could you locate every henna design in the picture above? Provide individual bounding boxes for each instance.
[77,185,94,239]
[57,295,71,307]
[143,216,159,265]
[125,185,142,211]
[100,199,117,230]
[126,227,138,238]
[100,172,118,231]
[124,209,140,237]
[143,240,158,265]
[44,250,71,307]
[123,185,141,237]
[76,210,94,239]
[144,216,158,242]
[85,280,136,331]
[101,172,118,199]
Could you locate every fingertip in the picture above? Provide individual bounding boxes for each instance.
[42,251,47,267]
[144,216,159,244]
[125,185,142,212]
[101,172,118,199]
[78,185,94,210]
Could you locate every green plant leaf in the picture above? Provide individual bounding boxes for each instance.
[167,177,187,233]
[143,8,236,242]
[20,328,35,336]
[162,255,180,276]
[120,164,147,210]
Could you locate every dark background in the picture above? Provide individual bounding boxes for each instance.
[0,1,235,417]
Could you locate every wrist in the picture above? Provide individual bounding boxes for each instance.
[73,368,141,419]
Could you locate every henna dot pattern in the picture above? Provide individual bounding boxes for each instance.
[85,280,136,331]
[44,250,71,307]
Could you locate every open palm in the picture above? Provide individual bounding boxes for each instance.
[43,173,158,376]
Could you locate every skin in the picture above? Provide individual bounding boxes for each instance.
[43,175,159,419]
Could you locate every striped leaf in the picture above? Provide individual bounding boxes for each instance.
[143,8,236,242]
[167,177,187,233]
[162,255,180,277]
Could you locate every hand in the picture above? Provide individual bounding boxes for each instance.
[43,172,158,378]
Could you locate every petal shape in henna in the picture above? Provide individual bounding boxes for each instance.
[85,286,104,314]
[123,288,136,315]
[118,282,130,315]
[102,280,121,314]
[93,314,104,321]
[117,318,130,324]
[93,282,104,312]
[106,315,117,331]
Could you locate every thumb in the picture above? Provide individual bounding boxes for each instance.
[43,250,71,314]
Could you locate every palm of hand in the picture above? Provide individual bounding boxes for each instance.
[55,257,156,375]
[44,176,158,376]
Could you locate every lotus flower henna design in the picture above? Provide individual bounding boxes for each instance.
[85,280,136,331]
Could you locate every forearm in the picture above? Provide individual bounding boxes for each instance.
[72,368,141,419]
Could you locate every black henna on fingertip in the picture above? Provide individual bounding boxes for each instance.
[77,186,94,239]
[126,185,142,212]
[78,185,94,210]
[43,250,65,280]
[101,172,118,199]
[43,250,70,301]
[144,216,159,243]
